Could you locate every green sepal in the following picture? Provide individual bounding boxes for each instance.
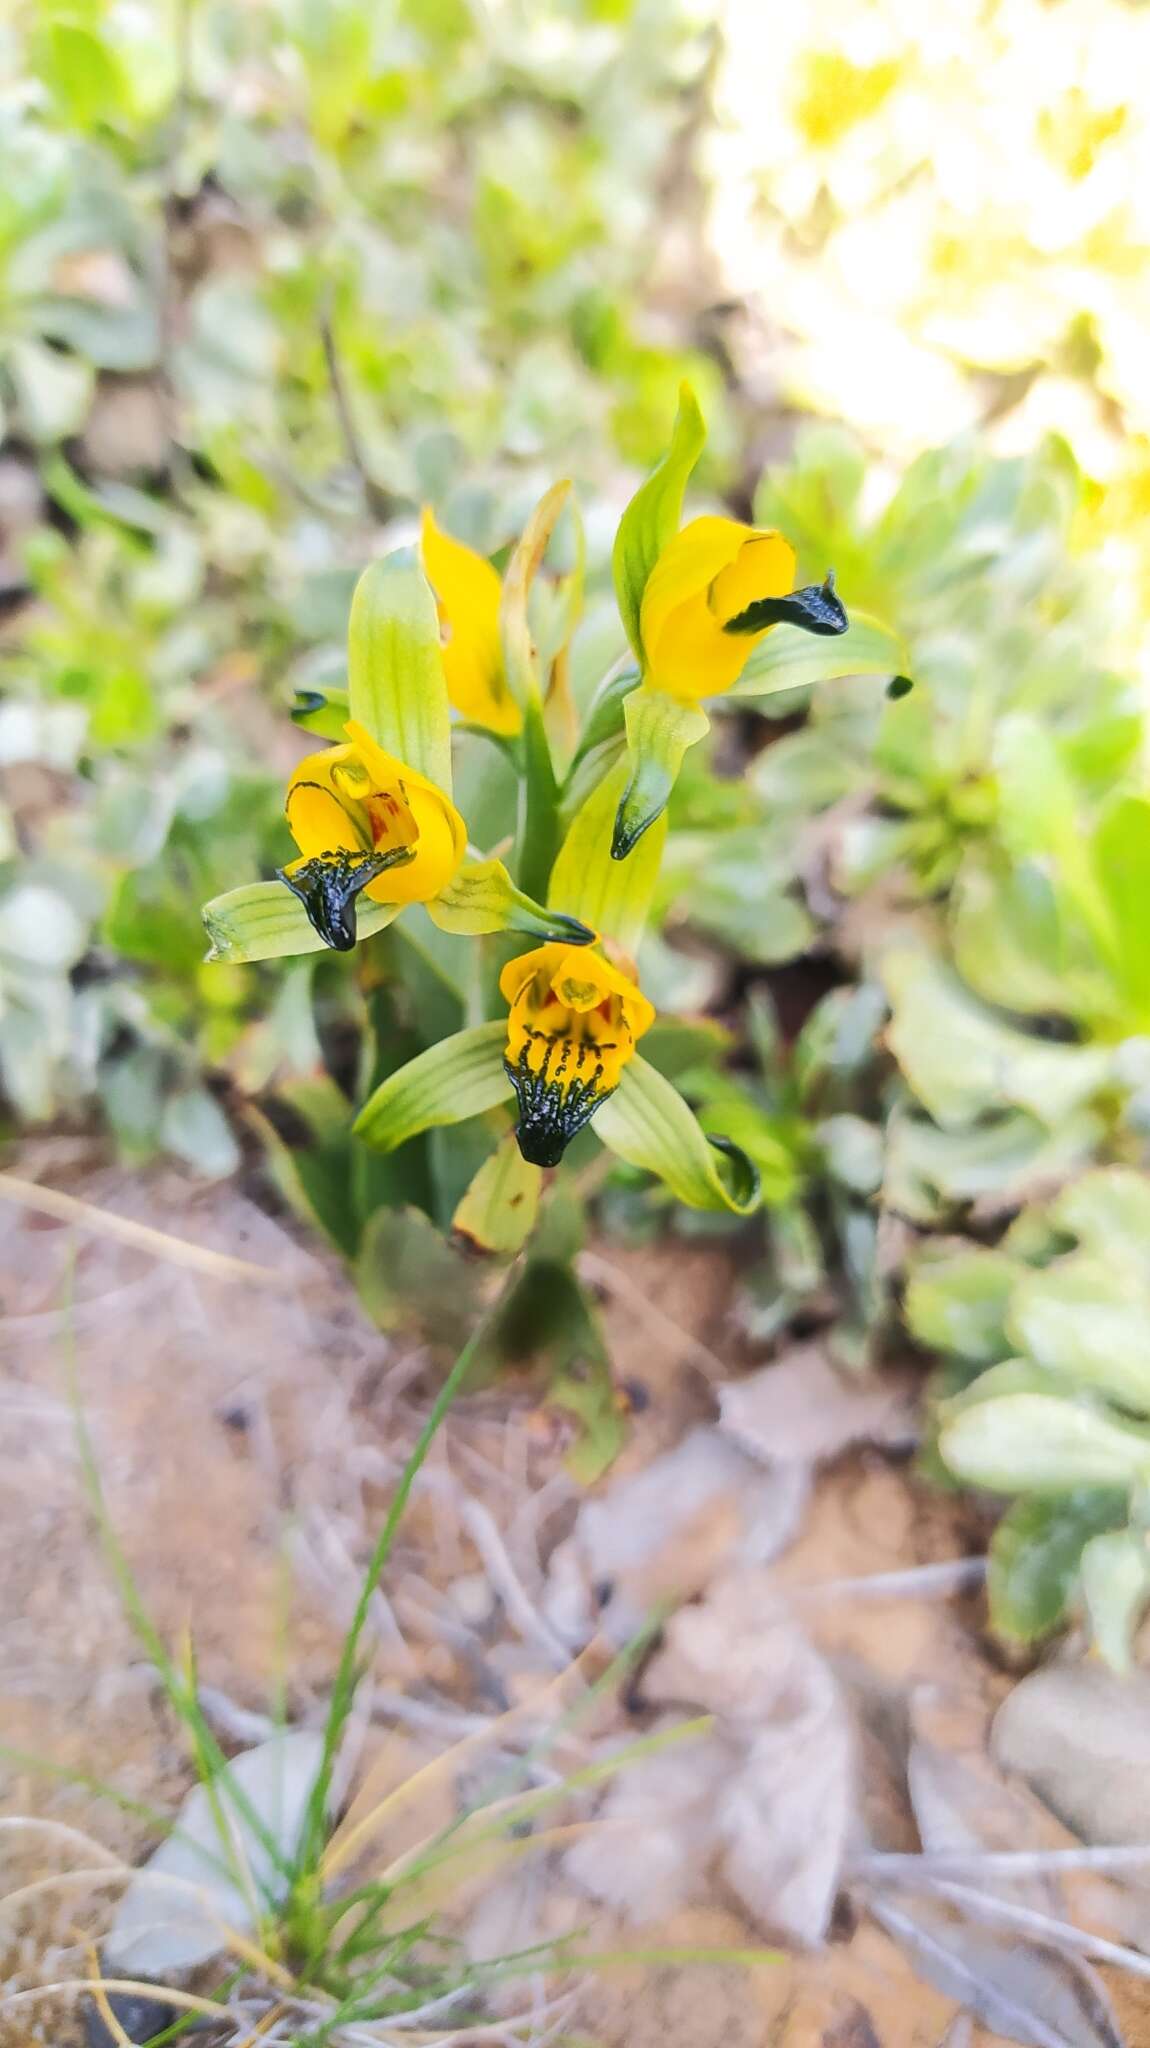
[202,880,401,964]
[729,609,907,698]
[290,684,349,740]
[595,1055,760,1214]
[426,857,594,945]
[611,687,710,860]
[354,1020,510,1152]
[548,757,666,955]
[348,549,452,794]
[452,1129,543,1255]
[612,382,706,664]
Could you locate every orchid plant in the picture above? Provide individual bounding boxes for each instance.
[202,388,873,1258]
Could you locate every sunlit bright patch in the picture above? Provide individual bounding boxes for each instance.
[499,943,655,1166]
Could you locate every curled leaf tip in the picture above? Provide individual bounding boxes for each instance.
[723,572,849,639]
[887,673,915,699]
[545,910,598,946]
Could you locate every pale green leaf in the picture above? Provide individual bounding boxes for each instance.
[612,383,706,664]
[427,858,593,945]
[1008,1255,1150,1414]
[348,552,452,793]
[1080,1528,1150,1673]
[595,1055,760,1214]
[611,688,709,859]
[940,1392,1150,1495]
[904,1247,1023,1365]
[882,948,1112,1129]
[1092,794,1150,1023]
[202,881,400,965]
[354,1021,510,1152]
[730,610,906,698]
[452,1130,542,1254]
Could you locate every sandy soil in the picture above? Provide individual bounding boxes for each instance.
[3,1150,1149,2048]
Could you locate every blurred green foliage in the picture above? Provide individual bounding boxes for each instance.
[6,0,1150,1647]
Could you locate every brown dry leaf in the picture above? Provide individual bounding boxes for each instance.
[641,1571,854,1945]
[869,1895,1124,2048]
[542,1426,809,1646]
[719,1345,918,1468]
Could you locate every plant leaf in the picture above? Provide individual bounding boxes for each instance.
[940,1391,1150,1494]
[595,1055,760,1214]
[452,1130,542,1255]
[1080,1527,1150,1673]
[202,881,400,964]
[427,857,594,945]
[348,551,452,794]
[612,382,706,663]
[729,609,906,697]
[611,688,710,860]
[549,758,666,954]
[988,1493,1126,1646]
[354,1022,510,1152]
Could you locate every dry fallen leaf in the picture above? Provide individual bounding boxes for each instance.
[993,1664,1150,1850]
[542,1426,809,1646]
[642,1572,855,1945]
[869,1895,1124,2048]
[719,1345,918,1468]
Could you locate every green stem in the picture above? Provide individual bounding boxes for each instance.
[294,1272,516,1896]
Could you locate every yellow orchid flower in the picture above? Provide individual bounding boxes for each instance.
[420,507,522,737]
[499,941,655,1166]
[279,718,467,950]
[639,514,846,701]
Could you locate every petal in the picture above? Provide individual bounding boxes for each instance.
[498,942,570,1009]
[710,531,796,625]
[639,515,751,671]
[420,508,521,736]
[285,753,370,861]
[342,718,468,902]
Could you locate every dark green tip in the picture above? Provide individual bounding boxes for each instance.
[887,673,915,700]
[545,912,598,947]
[723,570,849,639]
[610,796,660,862]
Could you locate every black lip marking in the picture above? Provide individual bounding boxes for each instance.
[722,570,849,638]
[277,845,415,951]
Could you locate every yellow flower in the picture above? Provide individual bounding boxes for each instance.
[500,942,655,1166]
[639,514,845,701]
[280,718,466,950]
[420,508,522,737]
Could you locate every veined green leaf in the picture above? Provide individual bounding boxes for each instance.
[500,480,572,710]
[730,610,906,698]
[348,552,452,794]
[290,684,349,740]
[453,1130,542,1255]
[203,881,400,964]
[427,857,593,945]
[611,688,710,860]
[355,1022,510,1152]
[548,758,666,954]
[940,1392,1150,1494]
[612,383,706,664]
[595,1055,760,1214]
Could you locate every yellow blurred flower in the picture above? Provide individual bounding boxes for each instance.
[420,507,522,737]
